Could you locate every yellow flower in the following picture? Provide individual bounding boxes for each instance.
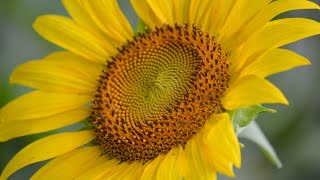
[0,0,319,179]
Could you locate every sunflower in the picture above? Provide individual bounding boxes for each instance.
[1,0,319,179]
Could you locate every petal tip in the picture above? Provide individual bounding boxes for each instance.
[303,59,312,66]
[32,15,45,30]
[280,96,289,106]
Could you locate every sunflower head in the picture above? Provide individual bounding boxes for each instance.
[91,24,230,162]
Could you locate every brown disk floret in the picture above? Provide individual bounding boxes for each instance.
[91,24,230,162]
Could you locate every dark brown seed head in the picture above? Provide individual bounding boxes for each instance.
[91,24,230,162]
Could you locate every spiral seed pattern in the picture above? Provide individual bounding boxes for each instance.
[91,24,230,162]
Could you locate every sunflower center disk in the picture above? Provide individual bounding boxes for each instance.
[91,24,230,162]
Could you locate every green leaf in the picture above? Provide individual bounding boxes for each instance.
[136,19,147,34]
[229,105,276,128]
[238,122,283,168]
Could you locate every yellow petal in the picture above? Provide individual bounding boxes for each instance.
[75,158,120,180]
[237,18,320,71]
[140,154,165,180]
[43,51,104,77]
[200,113,241,176]
[33,15,116,63]
[198,3,220,33]
[184,138,216,180]
[218,0,272,46]
[189,0,213,27]
[102,162,141,180]
[232,0,320,48]
[102,163,131,180]
[146,0,174,25]
[82,0,134,46]
[206,0,236,36]
[81,154,109,172]
[156,145,186,180]
[117,162,144,180]
[0,130,94,180]
[127,163,145,180]
[0,107,90,142]
[10,53,102,94]
[61,0,108,42]
[172,0,191,25]
[222,75,288,110]
[130,0,162,29]
[0,91,91,123]
[241,48,311,78]
[31,146,102,180]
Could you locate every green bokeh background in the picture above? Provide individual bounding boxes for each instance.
[0,0,319,179]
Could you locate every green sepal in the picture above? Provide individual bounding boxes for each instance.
[229,105,276,128]
[136,19,147,35]
[238,122,283,169]
[81,119,92,129]
[228,105,281,168]
[79,119,97,146]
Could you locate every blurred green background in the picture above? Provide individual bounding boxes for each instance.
[0,0,319,179]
